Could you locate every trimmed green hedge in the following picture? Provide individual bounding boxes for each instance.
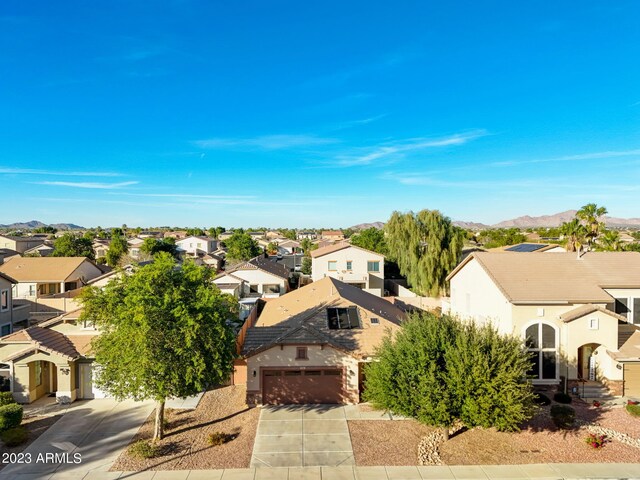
[0,404,23,432]
[626,404,640,417]
[0,392,16,406]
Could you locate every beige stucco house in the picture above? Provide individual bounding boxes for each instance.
[445,251,640,397]
[0,257,103,299]
[0,309,104,404]
[0,235,46,254]
[213,257,290,299]
[237,277,405,405]
[176,236,218,255]
[311,243,384,296]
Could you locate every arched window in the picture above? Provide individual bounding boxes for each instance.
[525,322,557,381]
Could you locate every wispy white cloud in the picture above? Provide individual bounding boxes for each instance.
[333,114,388,130]
[490,149,640,167]
[33,181,139,189]
[195,134,339,150]
[0,167,123,177]
[326,130,488,167]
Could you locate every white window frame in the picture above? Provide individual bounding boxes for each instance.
[589,318,599,330]
[367,261,380,273]
[522,320,559,384]
[0,289,8,311]
[328,261,337,271]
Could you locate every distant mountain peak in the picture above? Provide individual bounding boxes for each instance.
[0,220,84,230]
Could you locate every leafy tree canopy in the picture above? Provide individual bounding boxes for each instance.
[350,227,387,255]
[223,232,261,261]
[140,237,179,257]
[364,313,535,436]
[79,254,238,440]
[105,230,128,267]
[186,228,205,236]
[384,209,464,297]
[52,233,95,260]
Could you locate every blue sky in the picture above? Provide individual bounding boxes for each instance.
[1,1,639,228]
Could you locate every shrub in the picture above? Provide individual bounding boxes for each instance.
[626,404,640,417]
[1,427,28,447]
[585,433,607,449]
[127,440,160,459]
[208,431,231,446]
[0,404,23,432]
[551,405,575,429]
[534,393,551,406]
[553,392,572,404]
[0,392,16,406]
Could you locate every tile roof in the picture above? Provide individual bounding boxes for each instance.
[610,330,640,361]
[225,256,290,280]
[447,252,640,304]
[243,277,404,357]
[559,304,628,323]
[242,324,350,356]
[0,257,95,283]
[1,327,80,361]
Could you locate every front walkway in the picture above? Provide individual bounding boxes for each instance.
[250,405,354,468]
[0,398,154,479]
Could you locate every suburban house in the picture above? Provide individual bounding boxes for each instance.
[176,236,218,255]
[92,239,110,260]
[297,231,317,240]
[321,230,345,242]
[445,251,640,398]
[163,230,188,240]
[247,232,265,241]
[0,272,17,336]
[23,243,55,257]
[213,256,290,299]
[0,249,20,263]
[235,277,405,405]
[311,243,385,296]
[276,240,301,255]
[0,308,105,404]
[0,235,46,254]
[0,257,103,299]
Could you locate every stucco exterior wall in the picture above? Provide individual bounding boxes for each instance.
[69,261,103,285]
[449,259,513,334]
[246,345,359,404]
[230,269,287,296]
[0,276,13,331]
[312,247,384,296]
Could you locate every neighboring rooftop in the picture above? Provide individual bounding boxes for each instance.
[310,242,382,258]
[0,257,94,282]
[447,251,640,304]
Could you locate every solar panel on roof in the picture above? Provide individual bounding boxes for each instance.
[505,243,548,252]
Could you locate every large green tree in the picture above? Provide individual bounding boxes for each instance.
[576,203,608,250]
[384,210,464,297]
[79,254,237,440]
[597,230,624,252]
[52,233,95,259]
[364,313,534,438]
[350,227,387,255]
[140,237,179,257]
[105,229,128,267]
[223,232,261,261]
[560,218,586,252]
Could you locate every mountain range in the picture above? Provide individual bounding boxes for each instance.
[352,211,640,231]
[0,220,84,230]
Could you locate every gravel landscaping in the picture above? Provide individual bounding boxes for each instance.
[0,414,63,471]
[348,401,640,466]
[111,385,259,471]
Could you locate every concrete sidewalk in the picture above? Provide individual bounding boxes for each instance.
[4,463,637,479]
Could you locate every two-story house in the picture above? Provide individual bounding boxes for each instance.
[311,244,384,296]
[0,235,46,254]
[445,251,640,398]
[213,256,290,299]
[0,257,103,299]
[0,271,17,336]
[176,236,218,256]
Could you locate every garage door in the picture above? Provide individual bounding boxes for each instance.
[624,363,640,398]
[263,369,344,404]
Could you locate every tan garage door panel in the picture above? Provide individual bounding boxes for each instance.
[263,369,344,404]
[624,363,640,398]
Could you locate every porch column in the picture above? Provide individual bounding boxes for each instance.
[12,364,30,403]
[55,361,76,404]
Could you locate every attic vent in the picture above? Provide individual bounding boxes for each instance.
[370,318,379,325]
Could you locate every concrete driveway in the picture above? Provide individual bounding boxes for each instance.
[250,405,354,468]
[0,398,154,479]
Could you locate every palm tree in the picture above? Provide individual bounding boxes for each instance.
[598,230,623,252]
[576,203,608,250]
[560,218,587,252]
